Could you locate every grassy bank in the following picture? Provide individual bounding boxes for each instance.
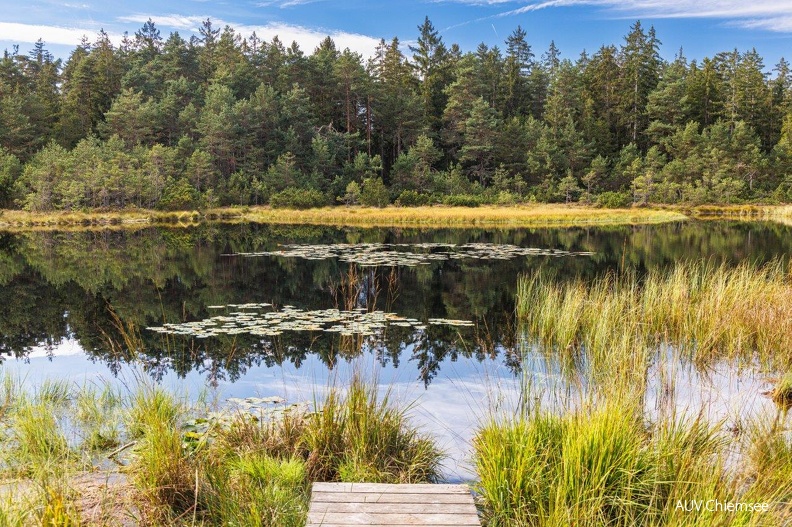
[687,204,792,220]
[0,209,203,230]
[0,204,688,231]
[474,396,792,526]
[493,259,792,525]
[516,260,792,372]
[233,205,688,228]
[0,375,441,526]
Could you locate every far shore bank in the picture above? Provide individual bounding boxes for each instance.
[1,203,791,231]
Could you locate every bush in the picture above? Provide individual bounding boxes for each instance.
[158,178,200,211]
[596,191,632,208]
[442,194,483,207]
[269,187,327,209]
[395,190,432,207]
[360,177,390,207]
[495,190,517,205]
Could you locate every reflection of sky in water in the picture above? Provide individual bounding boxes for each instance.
[2,339,784,482]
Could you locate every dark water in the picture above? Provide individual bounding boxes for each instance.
[1,220,791,385]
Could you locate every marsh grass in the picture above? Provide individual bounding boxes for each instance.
[302,377,443,483]
[474,396,792,527]
[239,204,688,228]
[517,260,792,370]
[0,367,446,526]
[0,209,201,230]
[771,371,792,407]
[0,205,688,231]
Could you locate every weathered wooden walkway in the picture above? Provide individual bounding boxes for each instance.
[307,482,481,526]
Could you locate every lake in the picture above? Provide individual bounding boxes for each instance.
[1,219,790,479]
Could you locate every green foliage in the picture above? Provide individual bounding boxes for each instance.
[395,189,432,206]
[3,20,792,209]
[338,181,361,205]
[596,191,632,208]
[269,187,327,209]
[442,194,483,207]
[0,148,22,208]
[359,177,390,207]
[158,177,199,210]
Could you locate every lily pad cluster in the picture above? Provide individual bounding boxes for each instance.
[182,396,307,450]
[147,304,474,338]
[227,243,594,267]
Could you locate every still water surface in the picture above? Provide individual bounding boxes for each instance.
[1,220,790,478]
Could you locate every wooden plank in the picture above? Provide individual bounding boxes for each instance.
[311,482,470,494]
[306,512,480,525]
[310,492,473,504]
[308,502,478,515]
[306,482,481,526]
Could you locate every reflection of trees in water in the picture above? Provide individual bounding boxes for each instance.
[1,222,791,384]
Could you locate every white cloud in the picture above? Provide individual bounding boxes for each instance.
[0,21,124,46]
[118,14,382,56]
[453,0,792,33]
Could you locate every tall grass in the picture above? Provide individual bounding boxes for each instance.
[302,377,443,483]
[0,205,688,231]
[240,204,688,228]
[516,260,792,370]
[0,370,443,525]
[124,375,442,525]
[474,398,792,527]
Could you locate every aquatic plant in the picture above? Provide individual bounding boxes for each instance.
[516,259,792,369]
[146,304,474,338]
[473,397,792,527]
[229,242,594,267]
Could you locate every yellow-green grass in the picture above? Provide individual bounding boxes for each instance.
[686,204,792,225]
[0,373,442,526]
[0,204,688,231]
[516,259,792,370]
[234,204,688,228]
[474,397,792,527]
[0,208,202,230]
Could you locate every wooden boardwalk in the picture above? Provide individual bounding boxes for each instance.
[307,482,481,526]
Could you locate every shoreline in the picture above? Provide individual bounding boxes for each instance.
[1,204,791,232]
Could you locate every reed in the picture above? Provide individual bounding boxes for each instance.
[516,260,792,370]
[473,396,792,527]
[302,377,443,483]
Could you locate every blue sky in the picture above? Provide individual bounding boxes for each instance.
[2,1,792,69]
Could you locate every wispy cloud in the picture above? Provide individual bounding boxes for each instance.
[447,0,792,33]
[0,21,123,46]
[118,14,382,56]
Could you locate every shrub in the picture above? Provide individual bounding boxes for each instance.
[360,177,390,207]
[269,187,327,209]
[596,191,632,208]
[395,190,432,207]
[442,194,483,207]
[158,178,200,211]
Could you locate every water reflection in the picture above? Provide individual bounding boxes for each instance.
[0,221,791,386]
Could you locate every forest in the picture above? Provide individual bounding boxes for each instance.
[1,17,792,211]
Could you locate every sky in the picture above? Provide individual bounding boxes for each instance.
[2,1,792,69]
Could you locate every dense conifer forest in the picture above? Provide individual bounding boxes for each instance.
[1,17,792,211]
